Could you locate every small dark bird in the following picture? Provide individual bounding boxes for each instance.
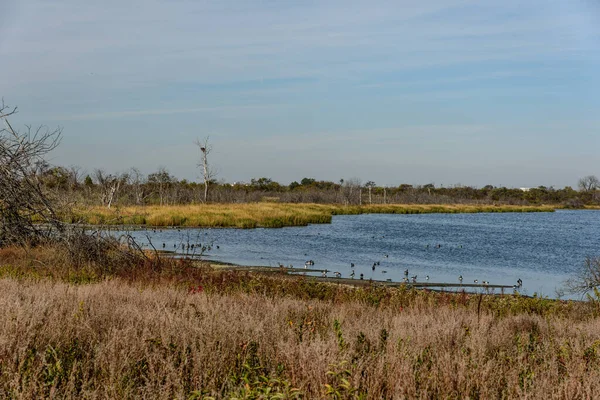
[350,263,355,268]
[474,279,478,284]
[404,269,409,277]
[360,273,364,280]
[216,245,220,249]
[162,243,166,248]
[372,263,376,271]
[426,275,430,281]
[458,275,463,283]
[411,275,417,283]
[517,278,523,288]
[350,271,355,278]
[382,270,387,274]
[384,254,389,258]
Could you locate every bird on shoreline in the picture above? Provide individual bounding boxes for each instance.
[404,269,409,277]
[411,275,417,283]
[426,275,429,281]
[517,278,523,288]
[458,275,463,284]
[350,271,355,279]
[334,271,341,278]
[474,279,478,284]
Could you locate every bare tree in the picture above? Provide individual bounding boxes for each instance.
[148,167,172,206]
[195,136,216,203]
[578,175,599,192]
[0,99,64,246]
[128,167,147,205]
[341,178,362,205]
[564,257,600,297]
[94,169,126,209]
[365,181,376,204]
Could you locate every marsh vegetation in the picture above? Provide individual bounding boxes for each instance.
[2,247,600,399]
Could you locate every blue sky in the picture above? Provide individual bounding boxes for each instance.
[1,0,599,187]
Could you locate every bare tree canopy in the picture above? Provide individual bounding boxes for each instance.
[0,99,64,246]
[564,257,600,297]
[578,175,600,192]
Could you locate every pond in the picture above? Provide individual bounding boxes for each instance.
[125,209,600,299]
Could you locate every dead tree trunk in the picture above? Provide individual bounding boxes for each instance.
[195,137,216,203]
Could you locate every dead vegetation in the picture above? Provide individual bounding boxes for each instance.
[1,271,600,399]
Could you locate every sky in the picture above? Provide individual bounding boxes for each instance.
[1,0,599,188]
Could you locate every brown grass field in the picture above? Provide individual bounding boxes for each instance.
[1,246,600,399]
[66,203,557,228]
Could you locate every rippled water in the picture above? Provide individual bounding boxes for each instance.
[126,210,600,299]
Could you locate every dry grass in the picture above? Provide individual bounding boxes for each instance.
[1,245,600,399]
[1,277,600,399]
[66,203,556,228]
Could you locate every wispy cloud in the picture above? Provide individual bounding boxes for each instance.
[0,0,599,186]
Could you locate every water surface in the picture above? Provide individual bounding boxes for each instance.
[127,210,600,299]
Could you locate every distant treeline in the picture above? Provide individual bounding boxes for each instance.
[36,164,599,207]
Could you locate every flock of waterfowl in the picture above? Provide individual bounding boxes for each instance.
[278,256,524,291]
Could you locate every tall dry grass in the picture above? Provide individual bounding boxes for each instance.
[1,277,600,399]
[67,203,556,228]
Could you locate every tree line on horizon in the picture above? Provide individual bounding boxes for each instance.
[28,162,600,208]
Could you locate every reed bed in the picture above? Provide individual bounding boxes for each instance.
[67,203,556,228]
[1,276,599,399]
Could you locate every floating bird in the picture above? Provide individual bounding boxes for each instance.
[216,245,220,249]
[305,260,315,266]
[517,278,523,288]
[404,269,409,277]
[334,271,341,278]
[386,278,392,282]
[474,279,478,284]
[376,261,380,266]
[426,275,430,281]
[350,263,355,268]
[437,244,441,248]
[382,270,387,274]
[162,243,166,248]
[360,273,364,280]
[458,275,463,283]
[411,275,417,283]
[350,271,355,279]
[384,254,389,258]
[372,263,376,271]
